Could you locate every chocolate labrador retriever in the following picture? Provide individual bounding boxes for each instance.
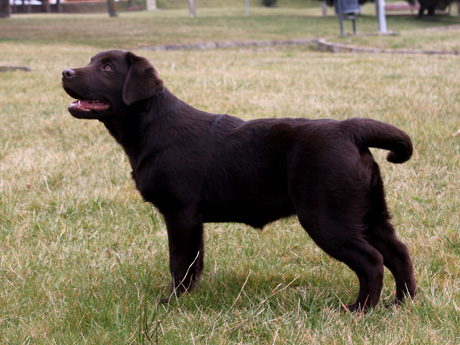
[62,50,416,311]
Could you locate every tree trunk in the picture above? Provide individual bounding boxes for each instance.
[0,0,11,18]
[42,0,51,13]
[107,0,119,17]
[23,0,31,13]
[56,0,62,13]
[417,5,425,16]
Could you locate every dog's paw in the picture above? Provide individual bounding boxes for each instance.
[340,302,370,314]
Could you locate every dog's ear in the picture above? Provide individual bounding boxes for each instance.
[122,52,164,106]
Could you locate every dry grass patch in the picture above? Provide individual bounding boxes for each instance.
[1,42,459,344]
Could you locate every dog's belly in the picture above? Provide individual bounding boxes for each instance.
[201,197,295,229]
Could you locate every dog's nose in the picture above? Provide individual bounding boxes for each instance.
[62,69,76,79]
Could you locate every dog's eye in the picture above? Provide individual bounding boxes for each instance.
[103,64,113,71]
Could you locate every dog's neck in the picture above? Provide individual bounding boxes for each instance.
[101,87,199,174]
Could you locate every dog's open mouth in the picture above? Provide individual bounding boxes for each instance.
[69,99,110,112]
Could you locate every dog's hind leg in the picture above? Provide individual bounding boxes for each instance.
[364,165,416,305]
[365,219,416,305]
[295,207,384,311]
[163,209,205,301]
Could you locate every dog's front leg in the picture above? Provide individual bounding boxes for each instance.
[163,210,204,301]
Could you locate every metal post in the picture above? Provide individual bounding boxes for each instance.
[377,0,387,33]
[245,0,250,16]
[339,13,344,36]
[337,0,344,36]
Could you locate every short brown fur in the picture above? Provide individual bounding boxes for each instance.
[62,50,416,311]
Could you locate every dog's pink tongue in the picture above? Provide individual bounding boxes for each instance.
[70,100,110,111]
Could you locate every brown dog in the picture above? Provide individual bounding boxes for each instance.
[62,50,416,311]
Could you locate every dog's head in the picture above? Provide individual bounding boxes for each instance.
[62,50,164,119]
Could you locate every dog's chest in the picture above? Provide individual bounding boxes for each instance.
[130,160,200,213]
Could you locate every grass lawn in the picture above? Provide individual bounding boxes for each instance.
[2,5,460,49]
[1,5,460,344]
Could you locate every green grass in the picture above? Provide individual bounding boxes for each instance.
[1,5,460,49]
[1,7,460,344]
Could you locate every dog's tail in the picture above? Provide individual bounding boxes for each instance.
[342,117,413,164]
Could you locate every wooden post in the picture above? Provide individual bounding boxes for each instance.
[321,1,327,16]
[0,0,11,18]
[146,0,157,11]
[188,0,195,17]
